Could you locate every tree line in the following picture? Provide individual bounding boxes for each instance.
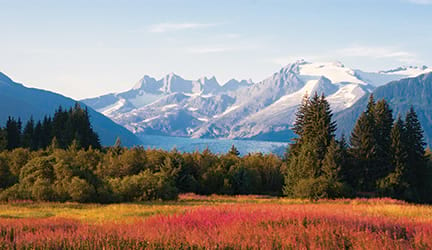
[0,141,284,202]
[0,95,431,203]
[0,103,101,151]
[285,93,432,203]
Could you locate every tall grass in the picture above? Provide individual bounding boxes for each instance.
[1,196,432,249]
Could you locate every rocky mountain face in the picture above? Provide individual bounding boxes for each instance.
[336,72,432,146]
[82,61,431,142]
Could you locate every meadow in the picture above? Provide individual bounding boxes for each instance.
[1,194,432,249]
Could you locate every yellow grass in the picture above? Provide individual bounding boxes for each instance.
[1,194,431,224]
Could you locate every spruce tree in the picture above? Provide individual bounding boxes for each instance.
[378,116,408,198]
[292,93,309,138]
[404,107,429,201]
[349,111,376,192]
[33,121,43,150]
[372,99,394,181]
[6,117,21,150]
[41,116,52,149]
[22,117,35,150]
[284,92,340,198]
[321,138,345,198]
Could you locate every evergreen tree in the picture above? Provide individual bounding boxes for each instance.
[404,107,429,201]
[292,93,309,138]
[321,138,346,198]
[33,121,43,149]
[378,116,409,198]
[22,117,35,150]
[349,112,376,192]
[41,116,52,148]
[52,106,68,148]
[228,145,240,156]
[6,117,21,150]
[284,92,340,198]
[372,99,394,181]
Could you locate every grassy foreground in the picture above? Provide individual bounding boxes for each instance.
[1,194,432,249]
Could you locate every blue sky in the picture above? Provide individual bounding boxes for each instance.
[1,0,431,99]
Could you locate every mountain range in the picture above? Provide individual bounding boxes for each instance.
[82,60,432,144]
[0,72,141,147]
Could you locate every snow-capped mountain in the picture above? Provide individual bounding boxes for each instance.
[82,60,431,142]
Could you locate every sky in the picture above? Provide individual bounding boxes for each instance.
[1,0,431,99]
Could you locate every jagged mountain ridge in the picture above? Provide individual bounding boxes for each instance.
[82,61,431,142]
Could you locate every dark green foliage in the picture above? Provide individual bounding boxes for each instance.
[320,139,347,198]
[5,117,21,150]
[373,99,394,178]
[404,107,429,202]
[284,93,344,199]
[349,95,394,192]
[0,95,430,203]
[378,116,409,199]
[0,103,100,152]
[0,156,14,189]
[21,117,35,150]
[0,141,284,202]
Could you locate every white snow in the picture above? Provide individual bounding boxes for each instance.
[197,117,209,122]
[188,107,199,111]
[161,104,178,111]
[213,105,240,118]
[142,116,160,123]
[100,99,126,116]
[327,84,367,111]
[129,93,162,108]
[299,62,366,85]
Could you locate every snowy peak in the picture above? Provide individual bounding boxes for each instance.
[355,65,432,87]
[221,79,253,92]
[83,59,432,142]
[132,75,159,92]
[297,61,365,85]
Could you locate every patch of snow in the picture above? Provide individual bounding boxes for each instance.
[129,93,162,108]
[299,62,365,85]
[327,84,367,111]
[188,107,199,112]
[161,104,179,111]
[213,105,240,118]
[197,117,209,122]
[142,116,160,123]
[100,99,126,115]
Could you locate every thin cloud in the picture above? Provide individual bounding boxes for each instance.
[188,47,233,54]
[337,45,419,64]
[406,0,432,4]
[148,22,218,33]
[188,44,260,54]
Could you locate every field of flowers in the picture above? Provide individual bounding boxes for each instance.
[1,194,432,249]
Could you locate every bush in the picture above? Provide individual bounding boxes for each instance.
[31,178,54,201]
[110,170,178,202]
[68,177,96,202]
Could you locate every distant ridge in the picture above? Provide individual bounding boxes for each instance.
[0,72,142,147]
